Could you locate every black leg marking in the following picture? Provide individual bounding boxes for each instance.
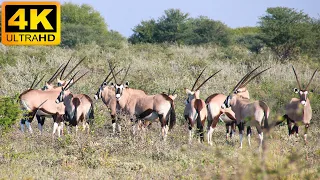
[247,126,252,136]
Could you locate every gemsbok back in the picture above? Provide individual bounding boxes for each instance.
[221,67,270,149]
[108,64,177,141]
[282,66,317,143]
[184,68,221,144]
[206,66,260,145]
[55,71,94,135]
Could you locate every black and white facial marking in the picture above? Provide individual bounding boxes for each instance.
[112,82,128,101]
[294,88,308,106]
[94,82,107,100]
[222,95,232,109]
[55,90,65,104]
[41,85,48,91]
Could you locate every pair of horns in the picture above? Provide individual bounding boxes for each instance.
[191,68,222,91]
[30,74,46,89]
[292,65,318,90]
[63,70,89,91]
[107,58,131,85]
[60,56,86,80]
[231,66,271,94]
[101,66,124,86]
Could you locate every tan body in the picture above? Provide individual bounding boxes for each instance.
[115,87,176,140]
[184,89,207,143]
[61,93,94,135]
[19,88,67,135]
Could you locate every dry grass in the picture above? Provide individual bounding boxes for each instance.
[0,43,320,179]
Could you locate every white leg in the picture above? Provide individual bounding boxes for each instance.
[57,125,61,137]
[164,125,169,141]
[20,120,25,133]
[86,122,90,134]
[52,122,58,137]
[67,126,71,134]
[117,123,121,134]
[258,132,264,147]
[304,134,307,142]
[248,134,251,147]
[38,123,43,134]
[60,123,64,136]
[189,130,192,144]
[239,134,243,149]
[75,125,78,136]
[112,123,116,134]
[208,127,214,146]
[26,121,33,133]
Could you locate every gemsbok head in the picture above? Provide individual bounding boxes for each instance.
[184,68,221,144]
[282,66,317,143]
[221,67,270,149]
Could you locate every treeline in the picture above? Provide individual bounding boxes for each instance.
[0,3,319,61]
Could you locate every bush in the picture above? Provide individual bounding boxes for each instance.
[0,95,21,132]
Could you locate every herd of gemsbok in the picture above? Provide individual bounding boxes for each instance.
[18,57,318,148]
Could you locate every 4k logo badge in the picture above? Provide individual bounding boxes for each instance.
[1,2,61,45]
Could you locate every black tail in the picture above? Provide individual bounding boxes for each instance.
[195,100,204,142]
[169,101,176,130]
[87,103,94,125]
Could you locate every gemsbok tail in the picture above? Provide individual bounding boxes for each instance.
[194,99,204,141]
[169,101,176,130]
[259,101,270,130]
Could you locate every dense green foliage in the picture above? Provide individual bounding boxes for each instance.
[259,7,316,60]
[61,3,125,48]
[0,96,21,132]
[129,9,231,46]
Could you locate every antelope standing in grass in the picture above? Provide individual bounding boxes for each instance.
[109,64,177,141]
[94,67,124,135]
[206,66,260,145]
[184,68,221,144]
[55,72,94,135]
[282,66,317,143]
[221,67,270,149]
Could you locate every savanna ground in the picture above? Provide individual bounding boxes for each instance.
[0,43,320,179]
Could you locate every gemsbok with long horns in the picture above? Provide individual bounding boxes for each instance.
[55,71,94,135]
[206,66,260,145]
[108,63,177,141]
[221,67,270,149]
[184,68,221,144]
[282,66,317,143]
[94,67,124,135]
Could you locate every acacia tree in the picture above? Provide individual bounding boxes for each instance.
[259,7,314,60]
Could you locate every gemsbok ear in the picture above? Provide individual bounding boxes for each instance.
[110,82,115,86]
[172,94,177,100]
[125,81,129,87]
[103,82,108,86]
[293,88,299,93]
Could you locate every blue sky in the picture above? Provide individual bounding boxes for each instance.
[28,0,320,37]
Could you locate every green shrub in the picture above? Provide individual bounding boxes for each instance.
[0,95,21,132]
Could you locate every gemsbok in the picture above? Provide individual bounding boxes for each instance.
[55,71,94,135]
[282,66,317,143]
[184,68,221,144]
[94,67,124,135]
[221,67,270,149]
[206,66,260,145]
[108,64,177,141]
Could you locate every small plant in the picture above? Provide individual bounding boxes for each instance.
[0,95,21,133]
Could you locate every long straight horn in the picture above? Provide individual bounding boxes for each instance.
[65,71,89,91]
[64,70,80,90]
[107,68,124,83]
[63,56,86,80]
[121,64,131,84]
[195,69,222,91]
[191,68,206,91]
[34,74,46,89]
[60,57,72,79]
[107,59,118,84]
[232,66,261,93]
[172,89,176,95]
[240,67,271,88]
[48,64,65,84]
[238,66,261,88]
[102,66,116,85]
[30,74,39,89]
[292,66,302,90]
[306,68,318,90]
